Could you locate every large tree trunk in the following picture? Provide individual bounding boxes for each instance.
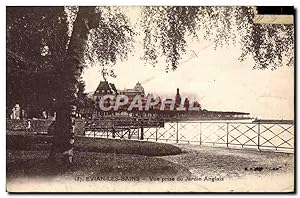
[49,6,98,167]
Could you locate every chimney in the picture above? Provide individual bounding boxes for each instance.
[176,88,180,95]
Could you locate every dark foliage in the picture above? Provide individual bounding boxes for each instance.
[6,7,69,116]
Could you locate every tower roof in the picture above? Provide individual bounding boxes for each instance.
[94,81,117,95]
[134,81,145,93]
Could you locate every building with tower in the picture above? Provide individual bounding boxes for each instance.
[119,81,145,97]
[93,81,118,102]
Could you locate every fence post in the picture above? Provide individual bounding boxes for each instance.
[140,124,144,140]
[226,122,229,148]
[258,123,261,151]
[155,127,158,141]
[140,121,144,140]
[176,122,179,143]
[199,122,202,145]
[112,125,115,138]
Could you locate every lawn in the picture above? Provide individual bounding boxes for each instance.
[7,150,191,181]
[7,133,182,156]
[7,133,190,181]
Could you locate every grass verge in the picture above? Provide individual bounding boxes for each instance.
[7,150,191,181]
[7,133,182,156]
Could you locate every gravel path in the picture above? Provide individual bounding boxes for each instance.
[160,144,294,178]
[158,144,294,192]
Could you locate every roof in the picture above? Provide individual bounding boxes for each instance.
[202,110,250,115]
[94,81,117,95]
[110,83,118,93]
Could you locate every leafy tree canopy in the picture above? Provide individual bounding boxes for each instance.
[6,6,294,115]
[140,6,294,71]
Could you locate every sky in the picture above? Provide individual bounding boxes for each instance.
[81,7,294,120]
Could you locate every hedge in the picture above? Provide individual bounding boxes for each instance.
[6,119,85,135]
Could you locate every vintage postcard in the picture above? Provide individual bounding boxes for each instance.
[6,6,295,192]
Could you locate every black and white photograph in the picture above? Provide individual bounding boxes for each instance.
[5,4,295,192]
